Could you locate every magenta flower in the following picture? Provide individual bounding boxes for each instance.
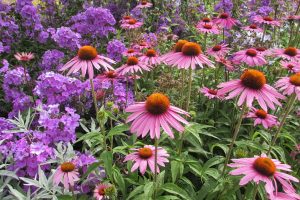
[275,73,300,100]
[196,23,220,34]
[163,42,214,69]
[218,69,285,110]
[120,15,132,24]
[215,56,236,71]
[60,45,115,79]
[245,108,279,129]
[213,13,238,29]
[280,61,300,73]
[93,183,111,200]
[124,145,169,174]
[14,52,34,62]
[53,162,79,190]
[255,47,272,56]
[132,41,151,50]
[122,48,141,57]
[139,49,163,66]
[96,70,123,83]
[200,87,224,100]
[116,56,151,75]
[136,0,153,8]
[125,93,189,139]
[228,154,299,200]
[207,44,230,58]
[232,48,267,67]
[197,17,213,26]
[242,24,263,33]
[253,15,281,27]
[272,47,300,61]
[121,18,143,30]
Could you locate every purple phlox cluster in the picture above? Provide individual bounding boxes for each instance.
[16,0,33,12]
[214,0,233,14]
[106,2,129,22]
[0,1,12,12]
[0,118,15,159]
[39,0,57,19]
[40,50,65,71]
[9,95,33,118]
[143,33,158,47]
[0,14,20,53]
[37,30,50,43]
[130,7,143,20]
[0,59,9,74]
[106,39,126,62]
[35,104,80,145]
[20,5,43,37]
[52,27,81,50]
[34,72,84,105]
[70,7,116,38]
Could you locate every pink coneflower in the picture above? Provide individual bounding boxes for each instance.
[14,52,34,61]
[207,44,230,58]
[218,69,285,110]
[164,42,214,69]
[197,17,212,26]
[161,39,189,61]
[215,56,236,71]
[253,15,281,26]
[116,56,151,75]
[228,154,300,200]
[272,47,300,61]
[213,13,238,29]
[120,15,132,23]
[275,73,300,100]
[196,23,220,34]
[245,108,279,129]
[256,47,272,56]
[136,0,153,8]
[133,41,150,50]
[93,183,112,200]
[139,49,163,66]
[122,48,141,57]
[53,162,79,190]
[124,145,169,174]
[96,70,123,83]
[232,48,267,67]
[280,61,300,73]
[121,18,143,29]
[200,87,223,99]
[242,24,263,33]
[125,93,189,139]
[60,45,115,79]
[285,15,300,22]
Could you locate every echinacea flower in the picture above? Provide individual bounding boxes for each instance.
[121,18,143,29]
[93,183,112,200]
[53,162,79,190]
[228,154,300,200]
[213,13,238,29]
[207,44,230,58]
[197,17,212,26]
[139,49,163,66]
[125,93,189,139]
[232,48,267,67]
[253,15,281,27]
[122,48,141,57]
[96,70,123,83]
[215,56,236,71]
[124,145,169,174]
[60,45,116,79]
[242,24,263,33]
[164,42,214,69]
[136,0,152,8]
[120,15,132,23]
[245,108,279,129]
[161,39,188,61]
[218,69,285,110]
[196,23,220,34]
[133,41,150,50]
[272,47,300,61]
[256,47,272,56]
[275,73,300,100]
[14,52,34,61]
[200,87,223,99]
[116,56,151,75]
[280,61,300,73]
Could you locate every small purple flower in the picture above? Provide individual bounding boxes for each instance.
[106,39,126,62]
[40,50,65,71]
[52,27,81,50]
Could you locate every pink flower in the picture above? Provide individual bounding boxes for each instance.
[255,47,272,56]
[253,15,281,27]
[197,17,213,26]
[96,70,123,83]
[139,49,163,66]
[53,162,79,190]
[232,48,267,67]
[228,154,300,200]
[136,0,153,8]
[125,93,189,139]
[93,183,111,200]
[200,87,224,99]
[242,24,263,33]
[163,42,214,69]
[132,41,151,50]
[116,56,151,75]
[207,43,230,58]
[275,73,300,100]
[120,15,133,24]
[215,56,236,71]
[60,45,115,79]
[218,69,285,110]
[121,18,143,29]
[122,48,141,57]
[213,13,238,29]
[14,52,34,61]
[196,23,220,34]
[272,47,300,61]
[280,61,300,73]
[124,145,169,174]
[245,108,279,129]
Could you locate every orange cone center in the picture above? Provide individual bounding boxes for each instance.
[240,69,266,89]
[146,93,170,115]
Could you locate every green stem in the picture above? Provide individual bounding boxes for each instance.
[221,103,247,176]
[180,70,186,108]
[261,24,267,43]
[153,138,158,200]
[186,68,193,111]
[90,78,98,115]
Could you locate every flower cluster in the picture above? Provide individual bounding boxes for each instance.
[20,5,43,38]
[106,39,126,62]
[52,27,81,50]
[40,49,65,71]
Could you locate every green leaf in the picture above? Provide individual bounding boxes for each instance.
[144,182,154,199]
[7,184,26,200]
[107,124,129,137]
[171,160,184,183]
[0,170,18,179]
[100,151,113,179]
[157,195,180,200]
[57,195,73,200]
[161,183,192,200]
[80,162,101,181]
[126,185,144,200]
[112,167,126,195]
